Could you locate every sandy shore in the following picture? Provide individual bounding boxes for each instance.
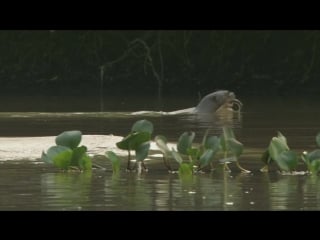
[0,135,126,161]
[0,135,173,161]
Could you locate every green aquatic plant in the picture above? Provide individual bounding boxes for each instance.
[171,148,193,177]
[155,131,203,175]
[155,126,247,175]
[176,131,196,175]
[261,131,298,173]
[41,130,92,171]
[38,120,320,177]
[219,126,249,172]
[154,135,172,171]
[185,131,220,172]
[106,151,121,174]
[107,119,153,172]
[301,132,320,175]
[155,132,195,175]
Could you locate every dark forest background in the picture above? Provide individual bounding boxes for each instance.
[1,30,319,98]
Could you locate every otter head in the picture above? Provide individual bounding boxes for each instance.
[195,90,242,113]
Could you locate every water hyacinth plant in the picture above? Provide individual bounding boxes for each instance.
[219,127,249,172]
[106,119,153,172]
[39,121,320,177]
[301,132,320,175]
[155,132,197,176]
[41,130,92,171]
[261,131,298,173]
[106,151,121,174]
[155,126,248,176]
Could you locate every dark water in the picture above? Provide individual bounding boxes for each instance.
[1,95,320,210]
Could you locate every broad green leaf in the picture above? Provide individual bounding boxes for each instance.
[201,129,210,146]
[277,131,288,147]
[268,137,289,161]
[116,132,151,150]
[71,146,87,166]
[106,151,121,173]
[261,149,272,165]
[220,127,235,152]
[306,149,320,162]
[187,148,201,160]
[178,163,193,176]
[78,154,92,171]
[301,152,309,165]
[310,160,320,175]
[53,150,73,170]
[154,135,171,156]
[304,150,320,173]
[177,131,195,155]
[41,151,51,164]
[55,130,82,149]
[205,136,221,153]
[135,142,150,162]
[131,119,153,134]
[220,134,227,152]
[41,145,71,164]
[274,150,297,172]
[222,127,235,140]
[199,149,215,167]
[171,148,183,164]
[221,128,241,154]
[316,132,320,148]
[228,138,243,157]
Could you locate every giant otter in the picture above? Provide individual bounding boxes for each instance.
[168,90,242,115]
[131,90,242,116]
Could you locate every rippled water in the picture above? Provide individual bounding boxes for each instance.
[1,160,320,210]
[1,95,320,210]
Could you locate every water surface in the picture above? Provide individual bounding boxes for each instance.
[1,95,320,210]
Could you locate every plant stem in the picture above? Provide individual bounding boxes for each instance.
[163,156,172,171]
[223,151,230,172]
[127,150,131,170]
[260,165,269,172]
[224,164,231,172]
[136,161,142,174]
[236,161,251,173]
[142,161,148,171]
[210,162,216,171]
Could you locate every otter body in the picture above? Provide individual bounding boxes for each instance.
[169,90,242,115]
[131,90,242,116]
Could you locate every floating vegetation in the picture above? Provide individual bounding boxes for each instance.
[37,120,320,177]
[41,130,92,171]
[155,126,249,176]
[261,131,298,173]
[301,132,320,175]
[107,119,153,172]
[260,131,320,176]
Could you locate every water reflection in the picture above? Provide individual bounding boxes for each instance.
[2,95,320,210]
[41,171,92,210]
[267,174,320,210]
[0,166,42,210]
[104,173,155,210]
[301,177,320,210]
[1,162,320,210]
[100,170,263,211]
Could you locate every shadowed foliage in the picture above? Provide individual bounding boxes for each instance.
[1,30,320,98]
